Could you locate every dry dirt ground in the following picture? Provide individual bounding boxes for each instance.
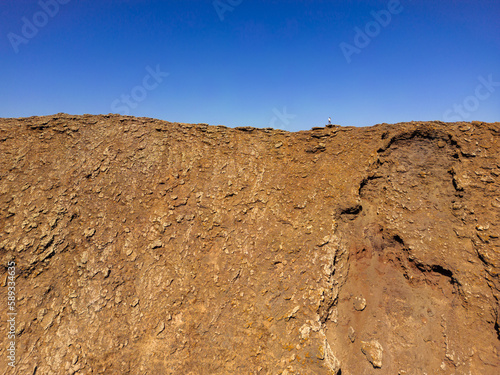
[1,114,499,374]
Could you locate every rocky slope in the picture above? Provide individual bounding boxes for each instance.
[1,114,499,374]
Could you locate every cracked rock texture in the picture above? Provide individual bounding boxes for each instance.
[1,114,499,374]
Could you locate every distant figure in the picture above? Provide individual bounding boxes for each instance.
[328,117,332,125]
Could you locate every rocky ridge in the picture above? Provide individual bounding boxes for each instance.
[0,114,499,374]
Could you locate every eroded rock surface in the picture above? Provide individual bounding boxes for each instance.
[0,114,499,374]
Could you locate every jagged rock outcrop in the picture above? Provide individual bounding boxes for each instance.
[0,114,499,374]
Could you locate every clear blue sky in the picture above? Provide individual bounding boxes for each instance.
[1,0,499,130]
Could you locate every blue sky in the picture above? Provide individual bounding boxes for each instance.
[1,0,499,130]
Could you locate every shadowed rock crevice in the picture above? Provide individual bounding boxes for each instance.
[338,204,363,219]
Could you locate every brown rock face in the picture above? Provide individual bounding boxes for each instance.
[1,114,499,374]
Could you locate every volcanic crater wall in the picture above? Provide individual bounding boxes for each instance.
[0,114,499,374]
